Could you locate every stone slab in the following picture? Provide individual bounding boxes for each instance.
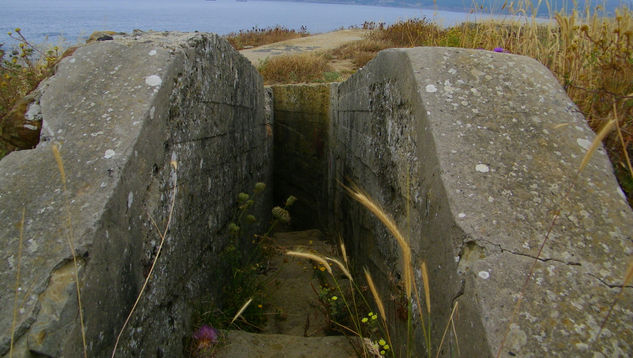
[215,330,357,358]
[331,47,633,357]
[0,31,271,357]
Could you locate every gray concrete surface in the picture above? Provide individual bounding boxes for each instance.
[331,47,633,357]
[0,31,272,357]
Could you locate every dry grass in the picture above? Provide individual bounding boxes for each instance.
[257,52,333,84]
[224,25,309,50]
[325,8,633,202]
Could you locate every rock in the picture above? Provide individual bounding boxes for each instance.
[331,47,633,357]
[0,31,272,357]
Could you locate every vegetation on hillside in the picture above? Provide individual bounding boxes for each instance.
[259,8,633,203]
[223,25,309,50]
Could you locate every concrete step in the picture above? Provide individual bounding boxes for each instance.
[214,330,357,358]
[212,230,358,357]
[258,229,340,336]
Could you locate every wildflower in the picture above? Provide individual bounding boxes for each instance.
[258,304,263,309]
[379,339,386,346]
[331,296,338,301]
[372,314,378,320]
[384,345,390,350]
[361,317,368,323]
[381,350,386,355]
[493,47,504,52]
[14,28,21,32]
[193,325,218,354]
[319,266,326,272]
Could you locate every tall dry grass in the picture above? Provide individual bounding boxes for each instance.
[327,6,633,202]
[257,52,333,84]
[224,25,309,50]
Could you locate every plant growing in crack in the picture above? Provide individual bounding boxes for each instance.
[189,184,297,356]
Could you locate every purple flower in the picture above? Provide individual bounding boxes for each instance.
[193,325,218,344]
[493,47,505,53]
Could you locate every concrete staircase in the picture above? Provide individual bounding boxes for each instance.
[214,230,357,357]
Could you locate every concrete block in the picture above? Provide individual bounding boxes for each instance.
[332,47,633,357]
[0,31,271,357]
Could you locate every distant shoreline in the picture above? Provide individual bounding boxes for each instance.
[250,0,627,17]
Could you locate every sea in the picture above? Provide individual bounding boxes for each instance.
[0,0,503,48]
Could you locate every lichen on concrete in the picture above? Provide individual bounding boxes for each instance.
[0,31,271,357]
[331,47,633,357]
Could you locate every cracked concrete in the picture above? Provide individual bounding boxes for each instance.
[331,47,633,357]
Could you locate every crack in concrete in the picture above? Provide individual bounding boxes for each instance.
[476,238,581,266]
[587,272,633,289]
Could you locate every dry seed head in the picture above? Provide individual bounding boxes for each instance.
[421,261,431,314]
[344,184,413,299]
[578,118,616,173]
[326,256,353,281]
[51,144,66,186]
[231,298,253,325]
[287,250,332,274]
[339,237,348,264]
[364,268,386,322]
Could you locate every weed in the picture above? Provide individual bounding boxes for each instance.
[191,186,298,341]
[1,28,64,158]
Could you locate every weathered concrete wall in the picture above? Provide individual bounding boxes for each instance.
[331,47,633,357]
[0,31,272,357]
[271,83,334,230]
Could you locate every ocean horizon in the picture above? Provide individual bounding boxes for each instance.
[0,0,520,48]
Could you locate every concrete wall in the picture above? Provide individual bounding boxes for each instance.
[2,34,632,358]
[0,32,272,357]
[271,84,334,230]
[330,48,633,357]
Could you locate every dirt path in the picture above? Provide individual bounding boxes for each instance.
[239,29,367,67]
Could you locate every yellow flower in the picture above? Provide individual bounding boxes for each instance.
[372,314,378,320]
[331,296,338,301]
[379,339,386,346]
[384,345,390,350]
[361,317,368,323]
[14,28,21,32]
[319,266,325,272]
[380,350,386,355]
[257,304,263,309]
